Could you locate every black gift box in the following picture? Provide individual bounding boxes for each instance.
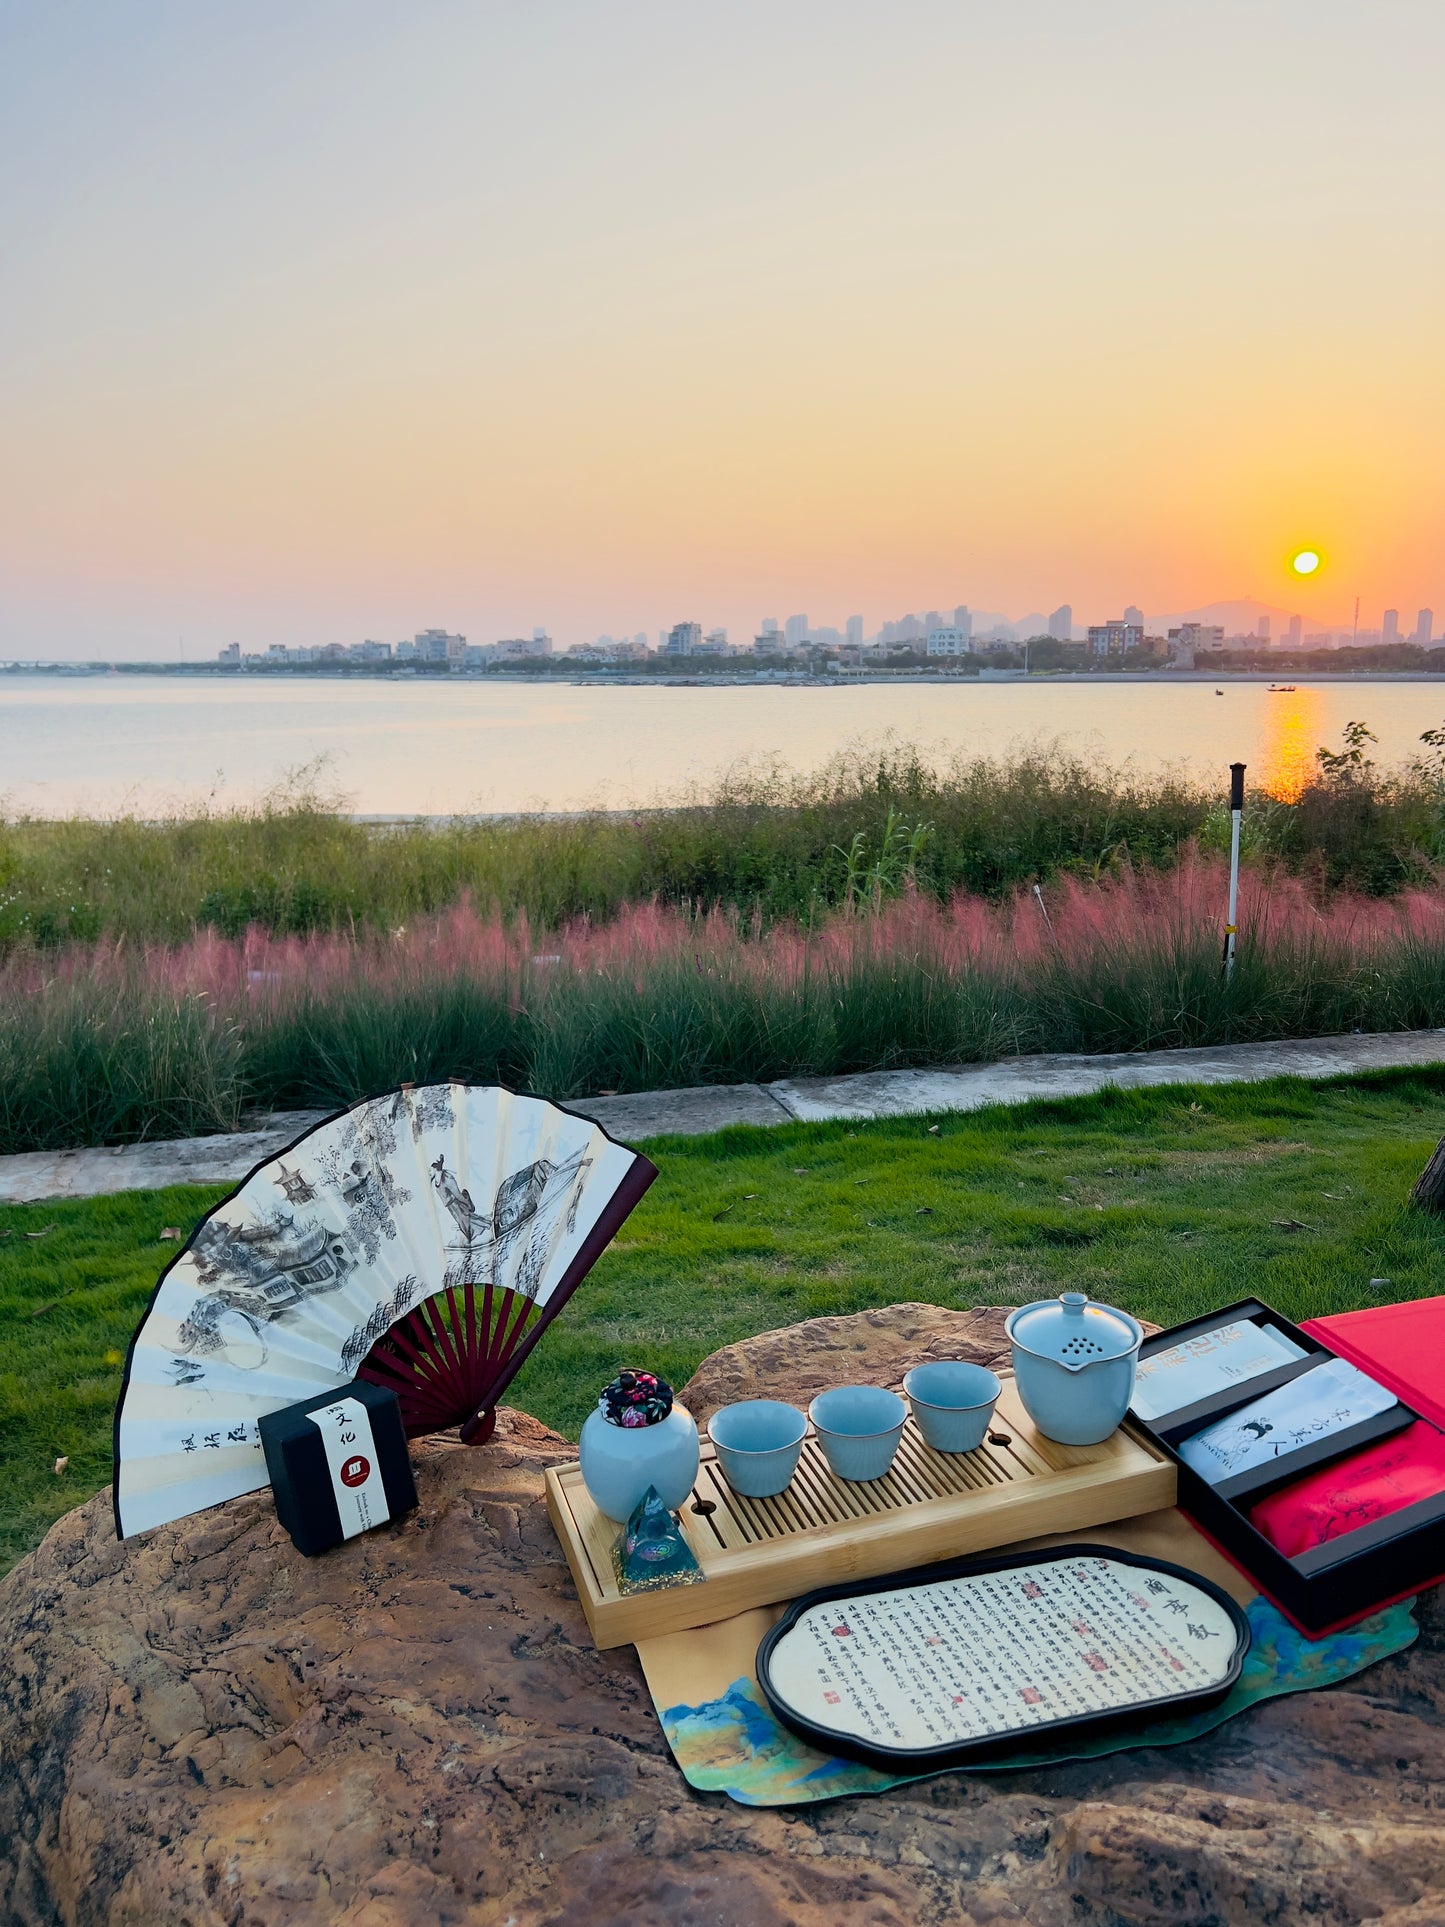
[1125,1298,1445,1635]
[259,1378,417,1557]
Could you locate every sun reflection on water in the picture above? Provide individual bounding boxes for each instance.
[1257,686,1325,800]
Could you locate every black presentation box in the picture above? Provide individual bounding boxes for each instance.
[259,1378,417,1557]
[1124,1298,1445,1636]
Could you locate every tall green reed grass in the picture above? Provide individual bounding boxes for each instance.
[5,733,1443,951]
[2,860,1443,1154]
[0,980,242,1151]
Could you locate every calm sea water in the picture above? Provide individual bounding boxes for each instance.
[0,675,1438,815]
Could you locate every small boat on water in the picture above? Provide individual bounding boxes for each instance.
[1215,688,1223,695]
[1268,683,1297,693]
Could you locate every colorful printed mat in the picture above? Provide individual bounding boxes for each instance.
[634,1510,1418,1808]
[655,1592,1416,1806]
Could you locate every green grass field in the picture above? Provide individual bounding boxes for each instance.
[2,1069,1442,1575]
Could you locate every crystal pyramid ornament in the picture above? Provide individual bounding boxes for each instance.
[612,1485,704,1593]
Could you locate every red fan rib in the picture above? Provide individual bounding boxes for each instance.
[357,1137,659,1442]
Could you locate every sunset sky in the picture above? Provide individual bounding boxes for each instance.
[2,1,1441,657]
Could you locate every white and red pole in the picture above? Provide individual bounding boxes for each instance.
[1223,761,1245,980]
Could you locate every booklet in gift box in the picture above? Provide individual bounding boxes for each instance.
[1126,1297,1445,1636]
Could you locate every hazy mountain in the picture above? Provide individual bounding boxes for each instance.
[1146,597,1310,635]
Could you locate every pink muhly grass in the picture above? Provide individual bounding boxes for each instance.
[3,860,1444,1153]
[2,861,1444,1012]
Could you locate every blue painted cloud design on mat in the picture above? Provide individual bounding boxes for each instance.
[660,1594,1417,1807]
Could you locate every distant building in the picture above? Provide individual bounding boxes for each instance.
[1383,609,1399,646]
[217,642,240,664]
[496,636,551,658]
[1167,623,1224,655]
[1047,604,1072,642]
[700,627,728,654]
[576,636,644,661]
[1124,605,1144,628]
[926,626,969,657]
[879,613,925,646]
[1257,616,1270,640]
[1287,615,1302,646]
[1418,609,1435,646]
[667,621,702,656]
[319,642,348,661]
[924,611,942,635]
[415,628,466,662]
[351,640,392,661]
[533,628,553,652]
[846,615,864,647]
[784,613,809,646]
[1089,620,1145,656]
[752,631,781,654]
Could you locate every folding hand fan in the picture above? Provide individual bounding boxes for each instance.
[113,1084,657,1539]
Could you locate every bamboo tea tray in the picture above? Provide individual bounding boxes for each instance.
[545,1376,1176,1647]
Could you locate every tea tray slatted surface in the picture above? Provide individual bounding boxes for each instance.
[545,1376,1175,1647]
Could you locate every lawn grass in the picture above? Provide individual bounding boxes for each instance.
[3,1068,1443,1576]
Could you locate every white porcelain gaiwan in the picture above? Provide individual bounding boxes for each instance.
[1004,1291,1142,1445]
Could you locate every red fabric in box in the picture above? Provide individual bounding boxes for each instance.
[1302,1297,1445,1432]
[1251,1420,1445,1557]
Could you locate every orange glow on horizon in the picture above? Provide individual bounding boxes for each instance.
[0,9,1440,655]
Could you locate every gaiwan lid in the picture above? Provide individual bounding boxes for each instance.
[1007,1292,1141,1371]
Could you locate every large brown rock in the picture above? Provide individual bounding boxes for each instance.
[679,1300,1019,1427]
[0,1303,1442,1926]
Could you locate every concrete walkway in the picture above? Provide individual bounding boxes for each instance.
[2,1028,1442,1205]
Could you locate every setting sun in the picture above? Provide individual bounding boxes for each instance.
[1292,550,1322,576]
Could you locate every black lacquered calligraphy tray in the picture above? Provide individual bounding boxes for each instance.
[756,1542,1250,1773]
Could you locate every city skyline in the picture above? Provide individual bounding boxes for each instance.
[22,588,1430,669]
[2,4,1442,660]
[8,586,1438,668]
[241,594,1440,659]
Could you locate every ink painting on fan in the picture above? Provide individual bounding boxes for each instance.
[113,1084,656,1538]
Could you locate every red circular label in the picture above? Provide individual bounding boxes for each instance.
[340,1455,371,1488]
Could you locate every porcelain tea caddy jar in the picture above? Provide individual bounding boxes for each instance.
[579,1369,700,1522]
[1005,1292,1143,1445]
